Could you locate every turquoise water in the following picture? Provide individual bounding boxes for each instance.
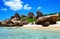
[0,27,60,39]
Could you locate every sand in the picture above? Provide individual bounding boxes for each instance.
[3,21,60,32]
[21,21,60,31]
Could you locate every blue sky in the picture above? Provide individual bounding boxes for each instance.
[0,0,60,21]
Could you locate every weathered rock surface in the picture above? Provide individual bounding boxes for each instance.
[28,12,34,18]
[7,20,14,24]
[14,12,21,20]
[42,22,50,27]
[35,16,49,24]
[14,13,21,20]
[47,15,58,24]
[22,20,28,25]
[35,14,59,25]
[36,11,44,19]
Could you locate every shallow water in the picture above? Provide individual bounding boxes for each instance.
[0,27,60,39]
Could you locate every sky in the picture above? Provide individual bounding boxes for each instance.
[0,0,60,21]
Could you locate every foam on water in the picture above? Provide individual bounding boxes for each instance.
[0,27,60,39]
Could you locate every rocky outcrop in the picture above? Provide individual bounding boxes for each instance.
[47,14,58,24]
[10,13,21,21]
[12,20,23,26]
[6,20,14,24]
[35,16,49,24]
[15,13,21,20]
[14,13,21,20]
[42,22,50,27]
[36,11,43,19]
[28,12,34,18]
[22,20,28,25]
[35,14,59,25]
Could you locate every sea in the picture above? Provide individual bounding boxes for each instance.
[0,27,60,39]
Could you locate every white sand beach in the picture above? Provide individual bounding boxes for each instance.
[21,21,60,31]
[3,21,60,31]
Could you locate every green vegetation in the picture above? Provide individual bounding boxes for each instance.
[26,18,36,23]
[57,17,60,21]
[21,17,36,23]
[57,12,60,21]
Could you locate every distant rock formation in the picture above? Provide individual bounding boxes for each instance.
[0,11,59,27]
[14,12,21,20]
[10,12,21,21]
[21,14,26,18]
[36,11,44,19]
[28,12,34,18]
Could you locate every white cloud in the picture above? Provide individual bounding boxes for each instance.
[1,8,7,11]
[3,0,32,11]
[37,7,41,10]
[4,0,23,11]
[24,4,32,10]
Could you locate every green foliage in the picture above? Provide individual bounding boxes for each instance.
[21,17,36,23]
[59,13,60,17]
[26,18,35,23]
[57,17,60,21]
[57,12,60,21]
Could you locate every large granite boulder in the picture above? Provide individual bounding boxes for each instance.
[36,11,44,19]
[35,16,49,24]
[1,20,14,26]
[22,20,28,25]
[14,22,23,26]
[35,14,59,25]
[12,20,23,26]
[10,13,21,21]
[6,20,14,24]
[42,22,50,27]
[47,14,58,24]
[14,12,21,20]
[28,12,34,18]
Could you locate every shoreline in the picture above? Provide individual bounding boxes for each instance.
[1,25,60,32]
[0,21,60,31]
